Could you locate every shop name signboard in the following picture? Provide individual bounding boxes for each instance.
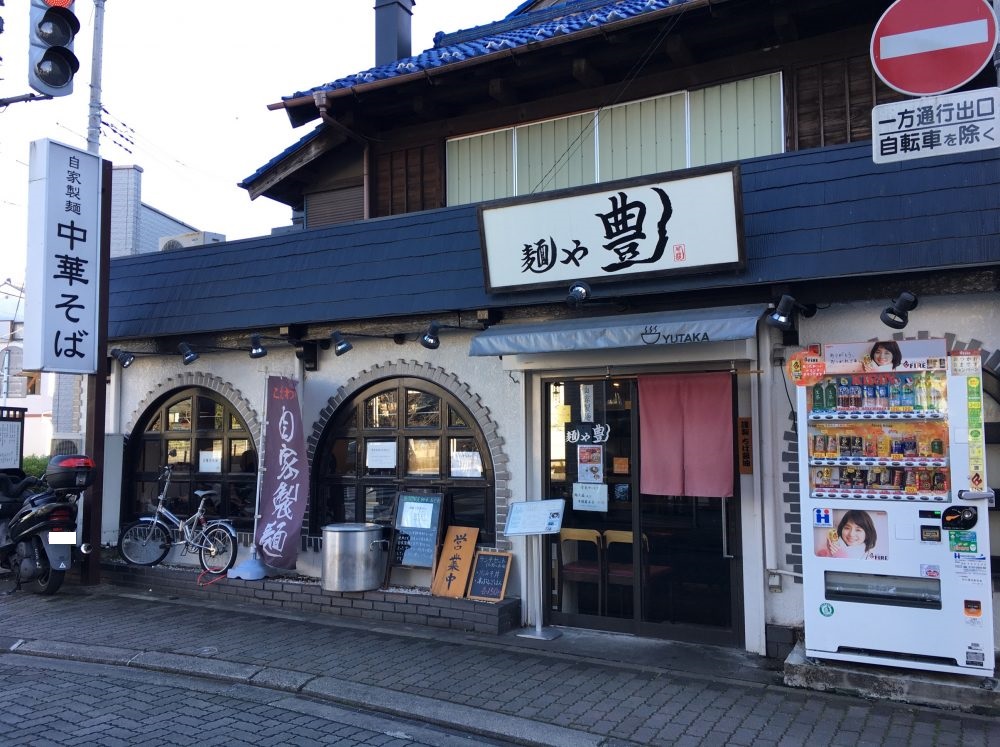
[23,139,102,374]
[478,166,743,292]
[872,87,999,164]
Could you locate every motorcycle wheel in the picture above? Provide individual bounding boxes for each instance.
[118,522,171,566]
[28,568,65,595]
[198,526,237,574]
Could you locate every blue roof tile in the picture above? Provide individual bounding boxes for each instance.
[284,0,690,102]
[242,0,691,188]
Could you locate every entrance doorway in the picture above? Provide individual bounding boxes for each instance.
[544,375,743,645]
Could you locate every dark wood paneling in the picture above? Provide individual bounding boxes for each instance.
[373,143,445,218]
[792,54,907,149]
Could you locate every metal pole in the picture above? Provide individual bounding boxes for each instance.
[87,0,106,155]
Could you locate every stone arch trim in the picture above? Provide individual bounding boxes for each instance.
[308,360,512,550]
[125,372,261,448]
[781,332,998,582]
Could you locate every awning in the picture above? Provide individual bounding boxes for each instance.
[469,304,766,357]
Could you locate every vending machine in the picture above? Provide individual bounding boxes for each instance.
[793,338,994,677]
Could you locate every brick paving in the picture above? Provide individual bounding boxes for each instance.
[0,581,997,746]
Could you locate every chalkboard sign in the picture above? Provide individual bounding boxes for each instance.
[390,492,444,569]
[466,551,512,602]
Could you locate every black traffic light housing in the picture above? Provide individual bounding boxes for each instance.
[28,0,81,98]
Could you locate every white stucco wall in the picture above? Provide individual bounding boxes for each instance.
[107,334,526,592]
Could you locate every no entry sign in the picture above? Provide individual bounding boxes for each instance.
[871,0,998,97]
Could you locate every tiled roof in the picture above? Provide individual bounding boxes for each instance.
[284,0,691,102]
[241,0,691,189]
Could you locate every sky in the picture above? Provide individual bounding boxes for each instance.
[0,0,519,318]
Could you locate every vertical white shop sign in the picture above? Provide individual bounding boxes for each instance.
[24,139,102,374]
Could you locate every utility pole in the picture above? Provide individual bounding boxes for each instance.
[81,0,108,584]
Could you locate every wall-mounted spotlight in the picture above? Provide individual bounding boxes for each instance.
[566,280,591,306]
[764,294,817,332]
[420,322,441,350]
[178,342,199,365]
[249,334,268,359]
[880,291,918,330]
[110,348,135,368]
[331,331,353,356]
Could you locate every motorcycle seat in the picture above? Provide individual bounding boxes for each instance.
[0,498,21,520]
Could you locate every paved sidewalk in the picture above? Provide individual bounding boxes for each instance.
[0,582,997,746]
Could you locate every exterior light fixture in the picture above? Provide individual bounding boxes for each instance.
[880,291,918,330]
[566,281,591,306]
[178,342,199,365]
[420,322,441,350]
[249,334,267,359]
[765,294,817,332]
[332,331,353,356]
[110,348,134,368]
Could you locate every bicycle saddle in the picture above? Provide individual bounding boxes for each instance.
[193,490,217,498]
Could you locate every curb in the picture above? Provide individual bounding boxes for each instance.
[2,638,609,747]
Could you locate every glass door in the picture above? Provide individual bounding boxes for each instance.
[543,374,742,645]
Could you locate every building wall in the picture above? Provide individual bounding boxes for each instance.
[109,334,525,592]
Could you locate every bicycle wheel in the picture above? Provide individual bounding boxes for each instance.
[198,526,237,574]
[118,521,171,566]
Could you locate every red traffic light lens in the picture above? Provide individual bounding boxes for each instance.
[44,0,75,8]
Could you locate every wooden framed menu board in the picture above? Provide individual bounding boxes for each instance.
[466,551,512,602]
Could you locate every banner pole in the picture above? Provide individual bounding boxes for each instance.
[228,371,271,580]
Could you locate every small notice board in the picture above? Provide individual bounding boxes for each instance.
[389,492,444,569]
[504,498,565,536]
[466,551,512,602]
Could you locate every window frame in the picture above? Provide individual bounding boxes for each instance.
[312,377,496,544]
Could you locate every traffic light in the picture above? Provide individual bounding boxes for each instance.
[28,0,80,97]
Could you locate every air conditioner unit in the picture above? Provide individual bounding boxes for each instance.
[158,231,226,252]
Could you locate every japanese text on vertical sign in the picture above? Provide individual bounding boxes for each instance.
[24,140,101,373]
[256,377,310,569]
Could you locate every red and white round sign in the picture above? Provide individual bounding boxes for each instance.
[871,0,998,97]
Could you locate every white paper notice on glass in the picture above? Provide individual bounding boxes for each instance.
[366,441,397,469]
[199,450,222,473]
[451,451,483,478]
[573,483,608,512]
[505,498,565,536]
[401,501,433,529]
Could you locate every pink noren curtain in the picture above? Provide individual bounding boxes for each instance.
[638,372,734,498]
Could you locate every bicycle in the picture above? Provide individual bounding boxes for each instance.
[117,464,239,574]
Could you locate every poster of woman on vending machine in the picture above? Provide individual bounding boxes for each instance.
[814,509,889,561]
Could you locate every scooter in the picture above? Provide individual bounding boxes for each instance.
[0,454,96,595]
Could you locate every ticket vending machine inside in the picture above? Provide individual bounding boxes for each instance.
[795,339,994,677]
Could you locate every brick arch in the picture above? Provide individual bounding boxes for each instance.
[781,333,999,581]
[125,372,261,448]
[308,359,512,549]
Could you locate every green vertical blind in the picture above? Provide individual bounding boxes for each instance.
[445,72,783,205]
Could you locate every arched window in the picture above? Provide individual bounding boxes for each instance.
[122,387,257,529]
[313,377,495,544]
